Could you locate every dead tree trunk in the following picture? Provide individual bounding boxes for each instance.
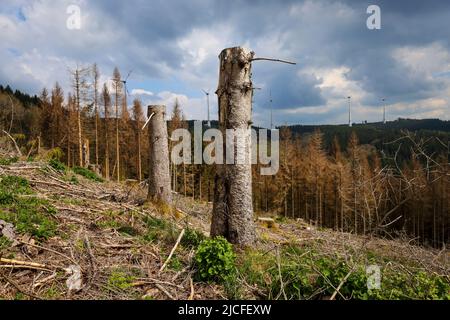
[210,47,256,246]
[83,138,90,168]
[147,105,172,205]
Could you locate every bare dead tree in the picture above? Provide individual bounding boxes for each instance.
[69,65,90,167]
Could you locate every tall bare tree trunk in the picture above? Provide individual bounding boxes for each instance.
[75,70,83,167]
[147,105,172,204]
[37,135,41,156]
[115,82,120,182]
[210,47,256,246]
[93,64,100,168]
[83,138,90,168]
[137,129,142,181]
[183,163,187,196]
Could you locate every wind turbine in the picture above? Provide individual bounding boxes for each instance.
[110,70,133,110]
[202,89,210,127]
[347,96,352,127]
[269,89,273,129]
[121,70,133,109]
[382,98,387,124]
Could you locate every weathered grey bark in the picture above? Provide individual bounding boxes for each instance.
[211,47,256,246]
[82,138,90,168]
[147,105,172,204]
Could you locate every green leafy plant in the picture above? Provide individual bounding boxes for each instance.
[167,255,183,271]
[181,227,206,248]
[0,236,12,251]
[0,157,18,165]
[315,257,368,299]
[0,175,32,195]
[47,147,64,161]
[195,236,236,283]
[142,216,177,244]
[73,166,103,182]
[0,197,57,241]
[49,158,67,172]
[107,270,136,291]
[0,176,57,241]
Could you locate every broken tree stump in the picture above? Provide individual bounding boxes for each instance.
[210,47,256,246]
[147,105,172,205]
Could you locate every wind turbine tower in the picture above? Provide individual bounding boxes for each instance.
[382,98,386,124]
[270,89,273,129]
[202,89,210,127]
[347,96,352,127]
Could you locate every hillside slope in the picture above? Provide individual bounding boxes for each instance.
[0,160,449,300]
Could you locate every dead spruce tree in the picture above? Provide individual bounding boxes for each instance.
[210,47,257,245]
[147,105,172,205]
[211,47,295,246]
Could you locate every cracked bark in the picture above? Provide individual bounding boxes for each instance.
[147,105,172,205]
[210,47,256,246]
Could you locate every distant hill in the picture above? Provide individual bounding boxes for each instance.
[0,84,40,107]
[181,118,450,163]
[283,119,450,161]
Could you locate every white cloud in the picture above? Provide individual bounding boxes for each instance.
[131,88,153,96]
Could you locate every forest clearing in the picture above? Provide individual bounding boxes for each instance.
[0,158,448,300]
[1,1,450,308]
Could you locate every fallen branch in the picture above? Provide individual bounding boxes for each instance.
[133,278,183,289]
[0,273,41,300]
[17,241,78,265]
[33,273,57,288]
[189,277,195,300]
[2,130,22,156]
[275,247,288,300]
[159,228,185,273]
[155,283,175,299]
[0,257,47,269]
[330,267,355,300]
[0,256,56,272]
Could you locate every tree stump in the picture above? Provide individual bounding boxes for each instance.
[147,105,172,205]
[210,47,256,246]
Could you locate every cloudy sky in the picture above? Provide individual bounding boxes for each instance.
[1,0,450,127]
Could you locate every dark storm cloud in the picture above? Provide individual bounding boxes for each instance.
[1,0,450,123]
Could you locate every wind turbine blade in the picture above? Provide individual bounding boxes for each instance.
[125,70,133,81]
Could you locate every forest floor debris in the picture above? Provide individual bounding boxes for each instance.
[0,161,448,300]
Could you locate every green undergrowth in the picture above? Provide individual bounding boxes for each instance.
[48,158,67,172]
[194,236,236,283]
[0,175,57,241]
[107,269,137,291]
[0,157,18,165]
[225,243,450,300]
[72,166,103,182]
[48,158,102,183]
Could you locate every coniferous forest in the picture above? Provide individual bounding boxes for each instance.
[1,80,449,247]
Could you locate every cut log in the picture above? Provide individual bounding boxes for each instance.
[147,105,172,205]
[210,47,256,246]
